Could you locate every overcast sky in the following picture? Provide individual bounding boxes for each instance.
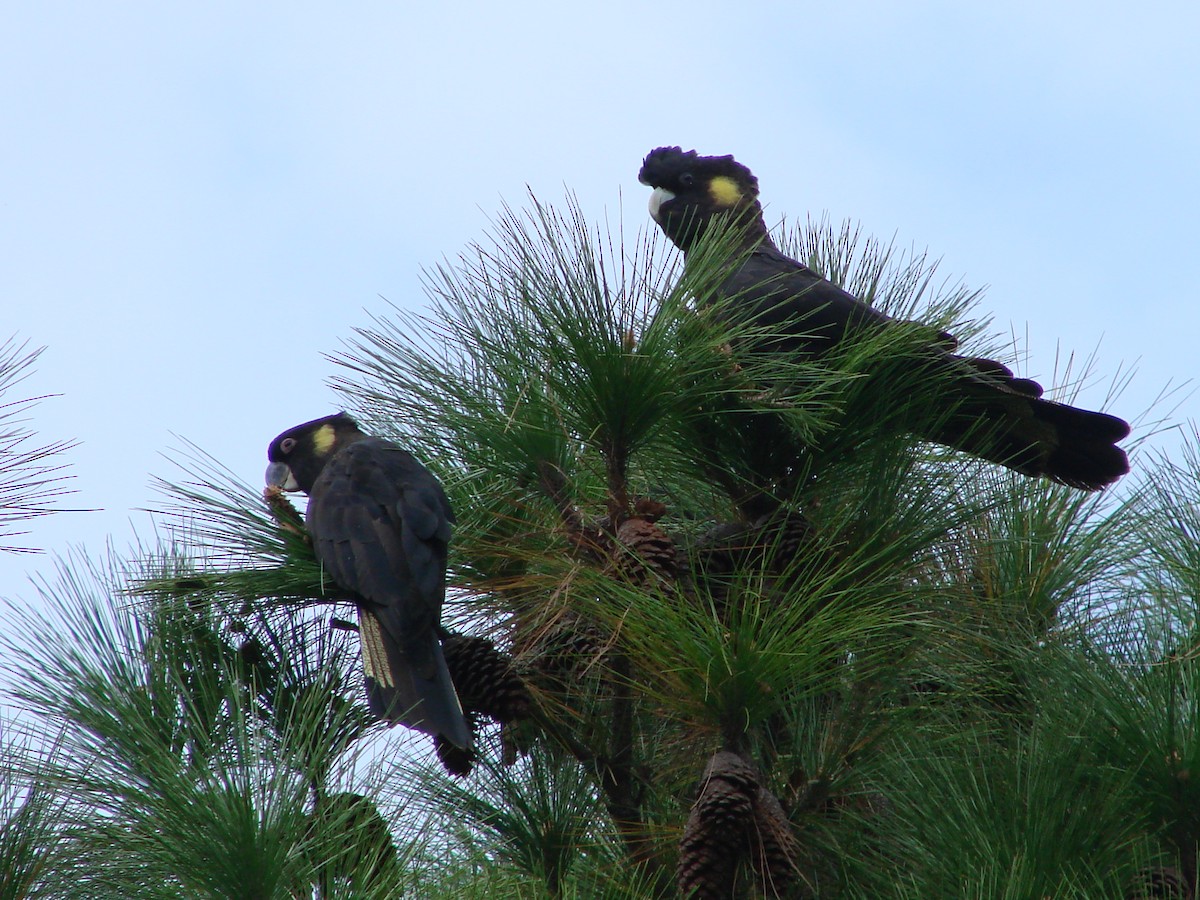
[2,1,1197,597]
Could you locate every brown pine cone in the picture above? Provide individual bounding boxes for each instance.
[752,507,813,572]
[263,485,308,538]
[633,496,668,522]
[614,516,678,585]
[679,751,801,899]
[442,633,531,724]
[751,785,799,898]
[678,751,759,899]
[521,615,608,691]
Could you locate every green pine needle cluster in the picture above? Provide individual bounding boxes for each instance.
[0,337,79,554]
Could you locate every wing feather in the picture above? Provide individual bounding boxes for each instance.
[304,438,469,747]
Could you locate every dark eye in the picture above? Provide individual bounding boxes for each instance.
[679,172,695,187]
[280,437,297,454]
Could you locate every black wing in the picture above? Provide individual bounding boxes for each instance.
[709,245,1129,489]
[716,244,942,354]
[305,437,469,747]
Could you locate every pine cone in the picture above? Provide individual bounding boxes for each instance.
[263,485,308,537]
[752,785,798,898]
[614,516,678,585]
[442,633,531,724]
[678,751,801,899]
[633,496,668,522]
[752,507,813,572]
[684,522,758,607]
[523,615,608,689]
[678,752,759,899]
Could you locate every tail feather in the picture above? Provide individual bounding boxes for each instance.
[930,379,1130,490]
[360,609,472,749]
[1028,395,1130,489]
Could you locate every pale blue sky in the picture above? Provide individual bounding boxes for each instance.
[2,1,1197,595]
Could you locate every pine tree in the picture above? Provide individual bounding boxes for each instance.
[6,199,1200,898]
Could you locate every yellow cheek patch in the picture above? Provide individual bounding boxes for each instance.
[708,175,744,208]
[313,423,337,457]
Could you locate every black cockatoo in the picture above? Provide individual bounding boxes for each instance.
[266,412,470,749]
[639,146,1129,490]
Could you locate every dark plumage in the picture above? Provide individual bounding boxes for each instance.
[266,412,470,749]
[639,146,1130,490]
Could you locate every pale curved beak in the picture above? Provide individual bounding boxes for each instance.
[648,186,674,223]
[265,461,300,491]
